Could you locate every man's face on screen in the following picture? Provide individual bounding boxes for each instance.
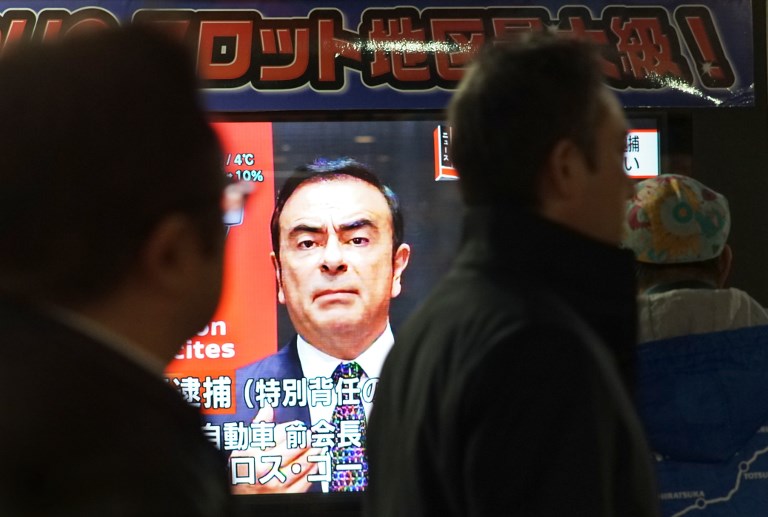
[272,177,409,359]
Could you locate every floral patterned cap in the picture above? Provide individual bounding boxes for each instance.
[623,174,730,264]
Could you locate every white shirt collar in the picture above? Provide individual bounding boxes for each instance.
[43,304,166,377]
[296,322,394,380]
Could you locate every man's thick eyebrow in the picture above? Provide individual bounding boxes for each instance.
[288,224,323,237]
[339,218,376,232]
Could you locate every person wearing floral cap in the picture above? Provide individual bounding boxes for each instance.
[625,174,768,517]
[623,173,768,342]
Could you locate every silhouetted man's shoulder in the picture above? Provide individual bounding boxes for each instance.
[0,300,232,516]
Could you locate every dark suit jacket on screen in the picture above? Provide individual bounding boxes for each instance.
[230,337,311,426]
[0,298,233,517]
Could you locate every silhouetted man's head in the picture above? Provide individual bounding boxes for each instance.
[0,26,225,307]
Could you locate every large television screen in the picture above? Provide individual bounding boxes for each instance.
[164,116,463,500]
[163,112,663,500]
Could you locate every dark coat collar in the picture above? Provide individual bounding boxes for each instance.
[458,206,635,297]
[457,205,639,390]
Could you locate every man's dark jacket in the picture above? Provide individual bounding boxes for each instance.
[0,298,233,516]
[365,207,660,517]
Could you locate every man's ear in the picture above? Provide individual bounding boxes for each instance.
[716,244,732,288]
[537,138,588,217]
[138,214,202,295]
[270,251,286,304]
[390,243,411,298]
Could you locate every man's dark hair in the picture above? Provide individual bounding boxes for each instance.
[448,32,606,206]
[0,26,224,302]
[270,158,403,260]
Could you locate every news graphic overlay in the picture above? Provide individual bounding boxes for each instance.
[433,125,458,181]
[164,122,277,416]
[435,120,661,181]
[624,119,661,179]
